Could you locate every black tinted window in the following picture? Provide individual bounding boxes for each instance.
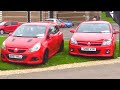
[11,22,18,25]
[49,26,59,34]
[4,22,11,26]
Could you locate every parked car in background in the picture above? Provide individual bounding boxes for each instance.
[1,22,64,65]
[59,19,74,28]
[0,21,21,35]
[45,18,61,28]
[69,21,119,58]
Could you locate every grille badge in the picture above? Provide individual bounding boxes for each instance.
[87,42,91,45]
[14,48,18,53]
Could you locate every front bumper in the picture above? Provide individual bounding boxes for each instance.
[69,44,114,57]
[1,48,44,65]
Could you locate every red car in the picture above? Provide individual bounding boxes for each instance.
[1,22,64,65]
[69,21,119,57]
[60,22,66,28]
[0,21,21,35]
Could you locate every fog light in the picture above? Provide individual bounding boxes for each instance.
[31,57,39,61]
[70,48,74,52]
[105,50,110,54]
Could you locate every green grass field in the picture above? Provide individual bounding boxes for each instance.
[0,36,119,70]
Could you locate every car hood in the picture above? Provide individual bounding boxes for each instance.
[72,33,112,41]
[5,36,44,48]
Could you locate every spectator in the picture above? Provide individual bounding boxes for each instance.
[92,17,97,21]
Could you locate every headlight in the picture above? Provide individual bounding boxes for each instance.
[29,43,41,52]
[102,39,112,46]
[70,38,78,44]
[1,41,6,50]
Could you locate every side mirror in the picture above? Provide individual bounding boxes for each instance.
[70,29,75,33]
[8,32,12,36]
[49,34,54,38]
[113,30,120,34]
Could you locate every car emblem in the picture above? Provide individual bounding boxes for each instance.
[14,48,18,53]
[87,42,91,45]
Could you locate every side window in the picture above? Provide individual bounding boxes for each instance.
[48,26,59,35]
[11,22,18,25]
[4,22,11,26]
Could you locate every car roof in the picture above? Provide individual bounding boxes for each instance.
[22,22,57,26]
[82,21,110,24]
[45,18,57,20]
[2,20,19,22]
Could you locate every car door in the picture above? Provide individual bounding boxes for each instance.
[11,21,19,32]
[47,26,58,56]
[4,21,12,33]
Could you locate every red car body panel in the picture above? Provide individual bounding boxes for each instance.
[0,21,21,33]
[60,22,66,28]
[69,21,117,57]
[1,22,63,65]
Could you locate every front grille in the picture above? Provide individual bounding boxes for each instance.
[78,49,100,54]
[6,54,27,60]
[8,49,14,53]
[8,49,26,53]
[17,50,26,53]
[77,41,102,46]
[90,44,102,46]
[78,43,87,46]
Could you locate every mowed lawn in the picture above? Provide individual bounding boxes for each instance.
[0,36,119,70]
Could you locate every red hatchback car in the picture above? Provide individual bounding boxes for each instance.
[69,21,119,57]
[0,21,20,34]
[1,22,64,65]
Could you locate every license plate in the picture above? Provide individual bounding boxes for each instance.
[81,47,96,51]
[9,54,23,59]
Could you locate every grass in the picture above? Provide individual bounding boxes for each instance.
[0,36,119,70]
[101,11,115,23]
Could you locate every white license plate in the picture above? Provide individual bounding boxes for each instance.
[9,54,23,59]
[81,47,96,51]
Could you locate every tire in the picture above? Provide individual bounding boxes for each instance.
[58,40,64,52]
[42,50,49,64]
[0,30,4,35]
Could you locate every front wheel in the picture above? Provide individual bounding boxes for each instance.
[42,50,49,64]
[58,40,64,52]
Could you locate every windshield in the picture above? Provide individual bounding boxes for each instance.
[12,25,46,38]
[0,22,6,25]
[77,23,110,33]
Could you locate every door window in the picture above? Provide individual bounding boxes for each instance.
[11,22,18,25]
[4,22,11,26]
